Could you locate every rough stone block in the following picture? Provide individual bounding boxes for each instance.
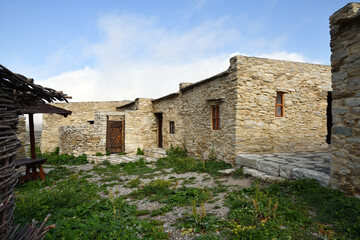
[279,165,294,179]
[256,161,280,176]
[345,98,360,107]
[292,168,330,186]
[243,167,265,178]
[261,174,284,183]
[332,126,353,136]
[235,155,258,168]
[218,169,236,175]
[333,107,349,115]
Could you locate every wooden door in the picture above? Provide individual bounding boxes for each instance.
[106,120,124,153]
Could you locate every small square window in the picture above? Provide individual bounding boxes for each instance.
[169,121,175,134]
[212,105,220,130]
[275,92,284,117]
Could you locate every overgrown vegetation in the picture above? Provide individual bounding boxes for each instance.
[14,173,168,239]
[156,145,231,175]
[15,145,360,239]
[37,146,88,165]
[136,147,145,155]
[224,179,360,239]
[95,152,104,156]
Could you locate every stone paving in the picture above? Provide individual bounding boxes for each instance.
[87,154,157,165]
[235,149,331,186]
[84,149,332,187]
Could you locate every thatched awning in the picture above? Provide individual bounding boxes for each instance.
[0,64,70,105]
[19,102,72,116]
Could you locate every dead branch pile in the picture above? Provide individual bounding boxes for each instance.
[8,215,56,240]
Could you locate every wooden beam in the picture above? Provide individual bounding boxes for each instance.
[28,113,36,159]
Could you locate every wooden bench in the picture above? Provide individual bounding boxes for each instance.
[15,158,47,183]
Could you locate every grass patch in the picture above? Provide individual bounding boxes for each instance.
[14,147,360,240]
[151,205,173,216]
[225,179,360,240]
[37,147,88,165]
[126,177,142,188]
[14,177,168,239]
[136,147,144,155]
[175,202,224,233]
[119,157,159,175]
[155,146,231,175]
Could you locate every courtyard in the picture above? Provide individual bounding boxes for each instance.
[13,148,360,240]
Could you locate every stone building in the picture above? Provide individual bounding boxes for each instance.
[329,2,360,197]
[41,55,331,163]
[41,101,130,153]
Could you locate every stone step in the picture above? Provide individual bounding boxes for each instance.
[242,167,284,183]
[143,148,167,159]
[217,168,236,175]
[236,153,330,186]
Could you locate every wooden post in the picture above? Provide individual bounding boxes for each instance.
[29,113,36,159]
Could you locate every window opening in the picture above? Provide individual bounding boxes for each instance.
[212,105,220,130]
[275,92,284,117]
[169,121,175,134]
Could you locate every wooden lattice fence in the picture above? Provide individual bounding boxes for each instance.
[0,64,69,239]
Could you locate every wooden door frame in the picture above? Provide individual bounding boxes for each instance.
[106,116,125,153]
[156,113,163,148]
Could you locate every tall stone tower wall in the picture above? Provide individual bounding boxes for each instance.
[329,2,360,197]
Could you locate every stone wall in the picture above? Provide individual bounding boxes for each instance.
[233,56,331,154]
[41,56,332,164]
[125,98,157,153]
[41,101,130,152]
[180,69,238,162]
[153,94,185,150]
[153,56,331,163]
[59,111,125,155]
[329,3,360,197]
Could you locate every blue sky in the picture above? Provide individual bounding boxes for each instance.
[0,0,350,102]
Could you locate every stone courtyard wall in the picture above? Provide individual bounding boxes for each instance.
[329,3,360,197]
[59,111,125,155]
[124,98,157,153]
[233,56,331,154]
[41,101,130,153]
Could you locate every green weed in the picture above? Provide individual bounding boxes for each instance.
[176,201,224,233]
[95,152,104,156]
[37,147,88,165]
[136,147,144,155]
[126,177,142,188]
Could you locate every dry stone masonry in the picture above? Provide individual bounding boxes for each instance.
[41,101,130,153]
[42,56,331,164]
[329,2,360,197]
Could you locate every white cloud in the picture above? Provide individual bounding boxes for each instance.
[39,14,234,101]
[230,51,314,63]
[39,13,315,102]
[258,51,308,63]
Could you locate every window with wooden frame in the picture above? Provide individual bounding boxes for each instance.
[212,105,220,130]
[275,92,284,117]
[169,121,175,134]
